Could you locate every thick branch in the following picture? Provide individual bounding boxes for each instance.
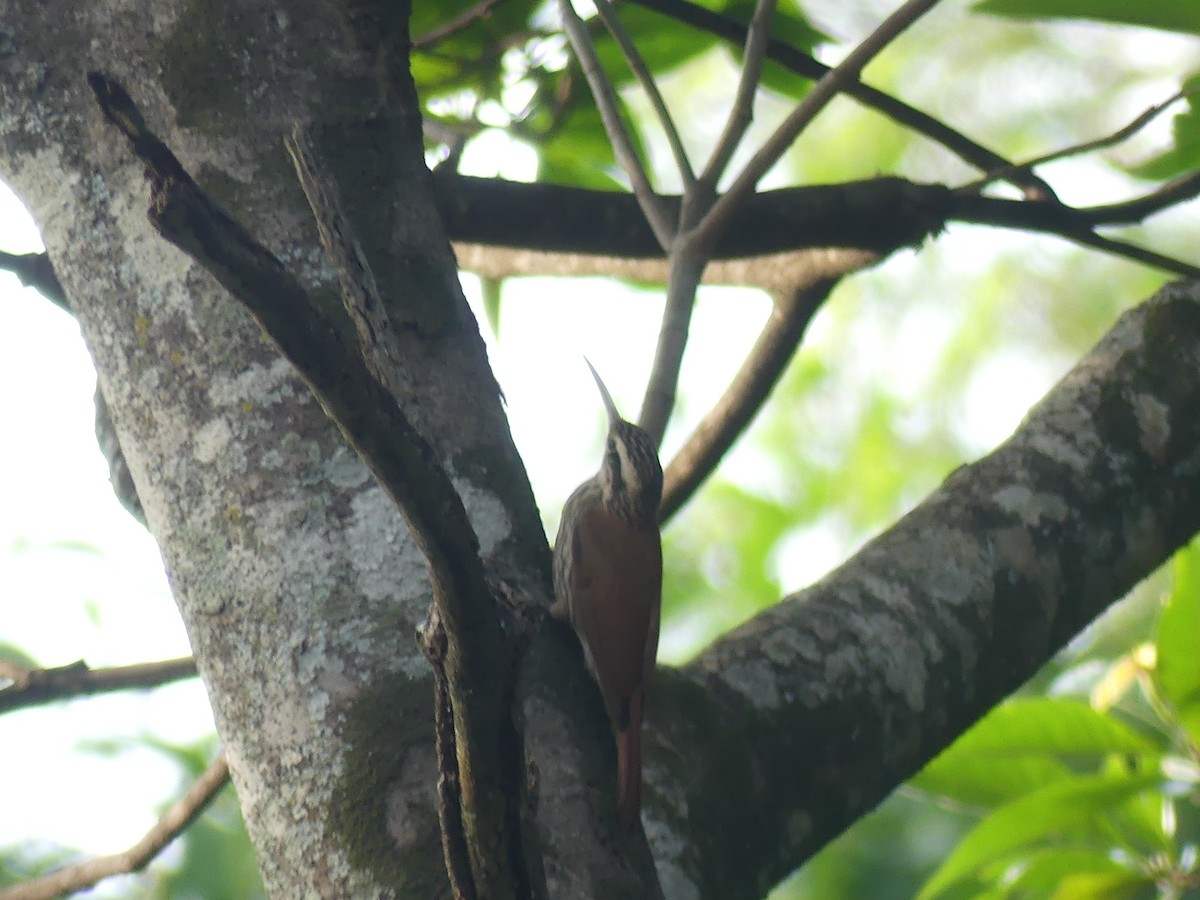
[0,657,197,714]
[432,174,1200,280]
[434,172,946,259]
[13,172,1197,302]
[646,279,1200,896]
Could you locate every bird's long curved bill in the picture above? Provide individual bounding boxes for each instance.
[583,357,621,425]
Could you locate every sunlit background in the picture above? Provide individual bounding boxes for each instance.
[1,1,1198,896]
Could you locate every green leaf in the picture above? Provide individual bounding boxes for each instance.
[1001,847,1144,895]
[914,698,1158,806]
[1051,870,1152,900]
[974,0,1200,36]
[536,97,638,188]
[1158,541,1200,745]
[1127,90,1200,181]
[916,772,1162,900]
[913,755,1072,807]
[923,697,1157,761]
[479,276,503,337]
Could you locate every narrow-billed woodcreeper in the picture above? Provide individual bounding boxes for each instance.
[553,361,663,828]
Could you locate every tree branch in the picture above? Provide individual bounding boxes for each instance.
[14,172,1196,297]
[0,250,66,310]
[434,174,1199,280]
[646,279,1200,895]
[284,126,406,392]
[0,657,197,715]
[626,0,1056,200]
[638,245,707,444]
[433,172,948,261]
[0,754,230,900]
[1064,231,1200,279]
[954,189,1200,279]
[592,0,695,189]
[557,0,674,246]
[960,89,1190,194]
[659,248,878,521]
[701,0,944,248]
[698,0,776,191]
[1076,172,1200,226]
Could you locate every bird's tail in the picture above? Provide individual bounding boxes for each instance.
[616,692,643,828]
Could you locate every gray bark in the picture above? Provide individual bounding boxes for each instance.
[2,2,1198,898]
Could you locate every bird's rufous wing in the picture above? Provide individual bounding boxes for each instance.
[569,504,662,726]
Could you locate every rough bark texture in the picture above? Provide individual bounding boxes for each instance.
[2,2,1199,899]
[0,2,649,896]
[649,282,1200,896]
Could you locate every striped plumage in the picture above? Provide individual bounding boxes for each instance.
[553,362,663,828]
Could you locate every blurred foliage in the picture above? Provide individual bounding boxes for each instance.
[0,736,262,898]
[975,0,1200,37]
[1130,80,1200,182]
[903,539,1200,899]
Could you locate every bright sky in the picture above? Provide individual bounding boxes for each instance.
[0,181,211,862]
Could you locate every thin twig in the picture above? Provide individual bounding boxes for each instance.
[659,251,877,521]
[413,0,506,50]
[1063,230,1200,280]
[699,0,776,192]
[557,0,675,247]
[421,613,478,900]
[950,185,1200,278]
[627,0,1055,200]
[959,89,1190,195]
[1078,172,1200,226]
[0,657,198,715]
[592,0,695,189]
[0,755,231,900]
[700,0,944,249]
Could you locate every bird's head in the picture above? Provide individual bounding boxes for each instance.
[586,360,663,524]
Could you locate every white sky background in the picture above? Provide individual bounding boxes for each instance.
[0,9,1197,882]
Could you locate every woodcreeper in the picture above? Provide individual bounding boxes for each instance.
[553,361,663,828]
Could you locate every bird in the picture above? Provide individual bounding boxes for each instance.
[553,360,663,828]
